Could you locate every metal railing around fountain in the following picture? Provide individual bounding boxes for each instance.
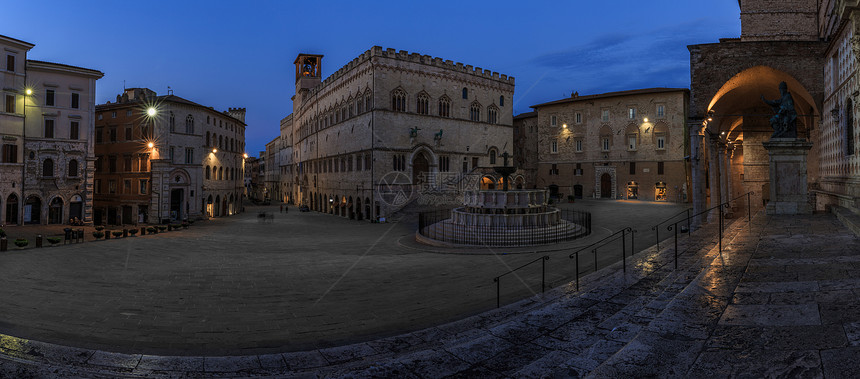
[417,209,591,246]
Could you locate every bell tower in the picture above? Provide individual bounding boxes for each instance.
[294,54,323,89]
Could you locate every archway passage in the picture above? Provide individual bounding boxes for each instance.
[412,153,429,185]
[6,194,18,224]
[69,195,83,222]
[600,174,612,199]
[48,197,63,224]
[24,196,41,224]
[171,189,184,221]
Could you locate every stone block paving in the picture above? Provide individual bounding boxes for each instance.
[3,209,860,377]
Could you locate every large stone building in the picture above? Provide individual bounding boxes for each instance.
[688,0,860,222]
[512,111,539,188]
[278,47,515,220]
[93,88,246,224]
[1,34,103,225]
[529,89,690,202]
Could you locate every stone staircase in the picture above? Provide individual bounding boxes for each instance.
[0,211,759,378]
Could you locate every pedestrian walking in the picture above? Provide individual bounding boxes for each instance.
[280,205,283,213]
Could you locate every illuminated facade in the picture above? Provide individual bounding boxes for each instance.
[688,0,860,222]
[93,88,246,224]
[279,47,515,220]
[0,34,103,225]
[531,89,690,202]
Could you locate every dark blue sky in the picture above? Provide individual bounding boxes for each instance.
[3,1,740,155]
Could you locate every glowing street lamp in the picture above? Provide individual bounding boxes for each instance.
[147,142,154,149]
[243,153,249,159]
[25,88,33,96]
[212,148,218,153]
[146,107,157,117]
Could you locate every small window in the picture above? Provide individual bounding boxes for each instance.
[185,115,194,134]
[94,179,101,194]
[462,87,468,99]
[488,107,498,124]
[438,96,451,117]
[124,156,131,171]
[98,113,103,120]
[602,137,610,151]
[575,112,582,124]
[550,164,559,175]
[601,109,609,122]
[71,93,79,109]
[656,134,666,150]
[95,129,103,143]
[575,139,582,152]
[657,161,664,175]
[111,111,116,118]
[6,55,14,72]
[125,127,131,140]
[551,115,557,126]
[551,139,558,153]
[109,179,116,194]
[489,149,497,164]
[109,128,116,142]
[126,110,132,116]
[185,148,194,164]
[2,144,17,163]
[628,134,637,150]
[70,122,80,140]
[628,107,636,119]
[45,89,55,106]
[124,179,132,194]
[656,104,665,118]
[44,119,54,138]
[169,146,175,163]
[5,94,14,113]
[499,96,505,107]
[629,161,636,175]
[139,179,147,194]
[416,93,429,115]
[470,102,481,122]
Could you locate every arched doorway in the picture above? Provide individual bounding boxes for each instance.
[24,195,41,224]
[356,197,363,221]
[6,194,18,224]
[515,176,525,190]
[348,196,354,219]
[214,195,221,217]
[48,197,64,224]
[548,184,559,199]
[206,195,214,217]
[365,197,371,220]
[170,189,184,221]
[600,174,612,198]
[574,185,583,199]
[69,194,83,221]
[412,152,429,184]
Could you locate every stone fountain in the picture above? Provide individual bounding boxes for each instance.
[416,153,589,247]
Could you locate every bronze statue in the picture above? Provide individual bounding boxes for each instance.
[761,81,798,139]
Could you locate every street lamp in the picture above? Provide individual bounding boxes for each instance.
[25,88,32,96]
[146,107,156,117]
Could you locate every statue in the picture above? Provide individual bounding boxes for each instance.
[433,129,443,141]
[409,127,420,138]
[761,81,798,139]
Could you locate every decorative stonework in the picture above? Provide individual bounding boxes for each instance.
[594,166,616,199]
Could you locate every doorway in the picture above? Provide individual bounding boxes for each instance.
[574,184,583,199]
[170,188,184,221]
[600,173,612,198]
[412,153,429,184]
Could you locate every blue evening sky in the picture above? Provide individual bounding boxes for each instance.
[2,1,741,155]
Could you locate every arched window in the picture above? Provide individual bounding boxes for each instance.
[470,102,481,122]
[356,95,363,113]
[489,149,497,165]
[391,89,406,112]
[169,112,175,132]
[462,87,468,99]
[438,96,451,117]
[365,90,372,111]
[206,165,211,179]
[219,167,223,180]
[43,158,54,177]
[416,93,429,115]
[499,96,505,107]
[206,131,211,146]
[186,115,194,134]
[219,135,223,150]
[68,159,78,177]
[488,106,498,124]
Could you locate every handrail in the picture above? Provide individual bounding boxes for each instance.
[493,255,549,308]
[568,226,634,291]
[650,208,692,251]
[666,191,754,269]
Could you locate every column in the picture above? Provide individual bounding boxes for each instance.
[689,119,706,228]
[707,135,722,222]
[725,143,734,215]
[718,140,728,214]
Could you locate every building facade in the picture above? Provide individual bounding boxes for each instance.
[280,47,515,220]
[93,88,246,225]
[688,0,860,221]
[531,89,690,202]
[513,111,538,188]
[1,34,103,225]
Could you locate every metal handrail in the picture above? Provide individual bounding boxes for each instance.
[493,255,549,308]
[568,226,635,291]
[650,208,692,251]
[667,191,754,269]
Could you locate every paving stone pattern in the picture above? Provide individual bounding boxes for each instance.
[2,208,860,377]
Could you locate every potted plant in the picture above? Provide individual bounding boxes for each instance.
[112,231,123,238]
[14,238,28,249]
[567,195,575,203]
[128,229,138,237]
[147,226,157,234]
[181,222,189,229]
[92,231,105,240]
[94,225,105,231]
[0,228,6,238]
[46,237,62,246]
[157,225,167,232]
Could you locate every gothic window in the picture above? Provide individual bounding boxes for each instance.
[462,87,468,99]
[416,93,429,115]
[185,115,194,134]
[499,96,505,107]
[206,165,211,179]
[392,89,406,112]
[365,90,372,111]
[357,95,364,113]
[438,96,451,117]
[487,106,498,124]
[43,158,54,177]
[489,149,497,165]
[470,102,481,122]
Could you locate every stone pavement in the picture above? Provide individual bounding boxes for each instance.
[1,209,858,377]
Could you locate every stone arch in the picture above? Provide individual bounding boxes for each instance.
[24,194,42,224]
[487,146,499,165]
[69,194,83,221]
[48,195,64,224]
[5,193,18,224]
[480,175,498,190]
[409,145,437,186]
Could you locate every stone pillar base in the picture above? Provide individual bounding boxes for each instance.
[762,138,813,215]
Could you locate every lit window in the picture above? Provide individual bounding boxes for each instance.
[628,134,637,150]
[656,134,666,150]
[628,107,636,119]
